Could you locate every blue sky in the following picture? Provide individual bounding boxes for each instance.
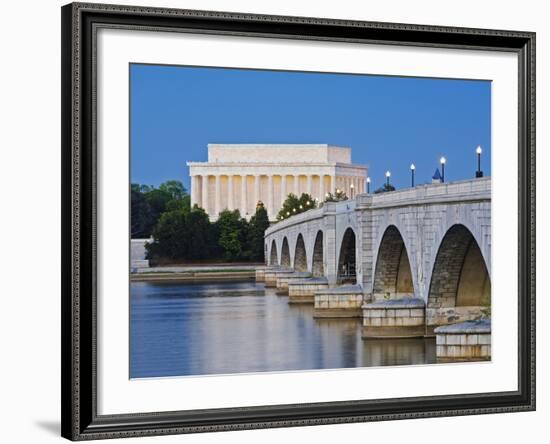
[130,64,491,191]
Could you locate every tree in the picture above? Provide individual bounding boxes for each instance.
[146,206,214,262]
[131,187,152,238]
[374,183,396,193]
[324,189,348,202]
[146,208,188,260]
[131,182,189,239]
[215,209,248,261]
[184,206,212,259]
[144,188,173,223]
[159,180,187,201]
[247,204,270,261]
[276,193,317,220]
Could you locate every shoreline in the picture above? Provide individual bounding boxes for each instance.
[131,269,257,283]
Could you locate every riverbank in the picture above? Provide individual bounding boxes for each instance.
[131,264,260,282]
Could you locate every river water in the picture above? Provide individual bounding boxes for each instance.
[130,280,436,378]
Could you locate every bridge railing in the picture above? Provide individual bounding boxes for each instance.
[357,177,491,209]
[265,206,325,236]
[265,177,490,237]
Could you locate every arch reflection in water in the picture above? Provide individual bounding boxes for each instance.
[130,280,435,379]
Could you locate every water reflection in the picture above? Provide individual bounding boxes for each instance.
[130,281,436,378]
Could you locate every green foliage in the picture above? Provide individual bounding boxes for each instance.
[131,180,190,238]
[159,180,187,201]
[131,188,153,238]
[146,206,213,261]
[374,183,396,193]
[216,209,248,261]
[147,208,188,260]
[276,193,317,221]
[137,180,272,264]
[247,205,270,261]
[324,189,348,202]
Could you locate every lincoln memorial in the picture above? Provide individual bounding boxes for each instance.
[187,144,369,221]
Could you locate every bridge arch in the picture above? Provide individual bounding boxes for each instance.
[280,237,291,267]
[372,225,414,301]
[428,224,491,311]
[312,231,324,277]
[269,239,278,266]
[293,233,307,271]
[337,227,356,284]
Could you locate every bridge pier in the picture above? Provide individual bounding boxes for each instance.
[264,267,292,287]
[275,271,311,294]
[361,298,426,338]
[288,277,329,304]
[255,266,266,282]
[435,319,491,361]
[313,285,364,318]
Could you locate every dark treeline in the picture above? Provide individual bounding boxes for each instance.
[131,180,269,264]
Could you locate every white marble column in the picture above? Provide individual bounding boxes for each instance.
[254,175,260,209]
[190,175,198,207]
[227,175,234,210]
[241,175,247,216]
[201,175,209,212]
[329,175,335,194]
[281,174,287,203]
[214,175,221,217]
[319,174,325,201]
[267,175,273,219]
[306,174,312,197]
[294,175,299,195]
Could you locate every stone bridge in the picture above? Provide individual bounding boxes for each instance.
[263,177,491,341]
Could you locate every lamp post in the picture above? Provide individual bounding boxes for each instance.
[350,183,355,199]
[440,157,446,183]
[366,177,370,194]
[476,146,483,178]
[410,163,416,187]
[385,171,391,187]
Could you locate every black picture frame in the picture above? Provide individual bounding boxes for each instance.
[61,2,536,440]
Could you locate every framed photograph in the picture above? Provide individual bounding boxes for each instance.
[61,2,536,440]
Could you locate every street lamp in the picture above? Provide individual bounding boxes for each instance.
[440,157,446,183]
[476,146,483,178]
[410,163,416,187]
[350,183,355,199]
[366,177,371,194]
[385,170,391,187]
